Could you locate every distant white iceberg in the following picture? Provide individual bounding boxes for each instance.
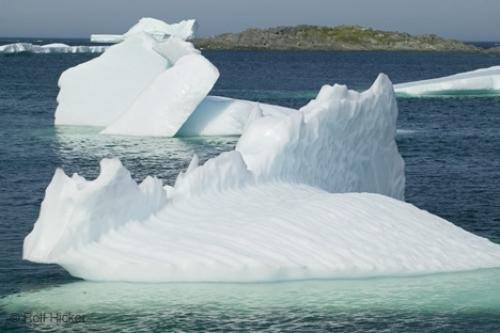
[24,75,500,282]
[0,42,107,54]
[56,17,295,137]
[395,66,500,96]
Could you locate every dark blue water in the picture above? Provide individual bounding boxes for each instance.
[467,41,500,49]
[1,48,500,332]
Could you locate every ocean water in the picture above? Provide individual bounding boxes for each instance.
[1,44,500,332]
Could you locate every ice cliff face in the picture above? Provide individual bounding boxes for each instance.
[23,73,500,282]
[55,34,170,127]
[101,53,219,137]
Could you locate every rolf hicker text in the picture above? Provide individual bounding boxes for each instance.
[10,312,86,323]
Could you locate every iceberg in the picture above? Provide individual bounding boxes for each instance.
[394,66,500,96]
[0,42,107,54]
[24,75,500,282]
[23,169,500,282]
[91,17,197,44]
[55,31,217,133]
[0,42,33,53]
[56,17,294,137]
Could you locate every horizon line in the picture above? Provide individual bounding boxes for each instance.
[0,36,499,44]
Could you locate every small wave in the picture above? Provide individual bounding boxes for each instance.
[396,129,417,135]
[0,42,108,54]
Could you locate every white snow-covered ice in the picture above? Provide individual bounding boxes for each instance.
[177,96,295,137]
[235,74,404,198]
[55,31,217,133]
[395,66,500,96]
[24,74,500,282]
[55,34,169,127]
[0,42,107,54]
[23,173,500,282]
[102,53,220,137]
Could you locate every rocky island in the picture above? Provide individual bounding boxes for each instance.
[193,25,486,51]
[487,46,500,53]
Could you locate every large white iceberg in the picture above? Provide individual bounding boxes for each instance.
[91,17,197,44]
[24,75,500,282]
[395,66,500,96]
[24,171,500,282]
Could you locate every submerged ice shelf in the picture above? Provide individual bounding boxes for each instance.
[23,73,500,282]
[5,268,500,314]
[395,66,500,96]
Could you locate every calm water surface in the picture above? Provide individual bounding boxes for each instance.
[1,43,500,332]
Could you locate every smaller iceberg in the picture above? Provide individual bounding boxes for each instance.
[0,42,107,54]
[56,17,294,137]
[395,66,500,96]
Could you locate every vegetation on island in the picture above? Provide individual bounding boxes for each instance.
[193,25,495,52]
